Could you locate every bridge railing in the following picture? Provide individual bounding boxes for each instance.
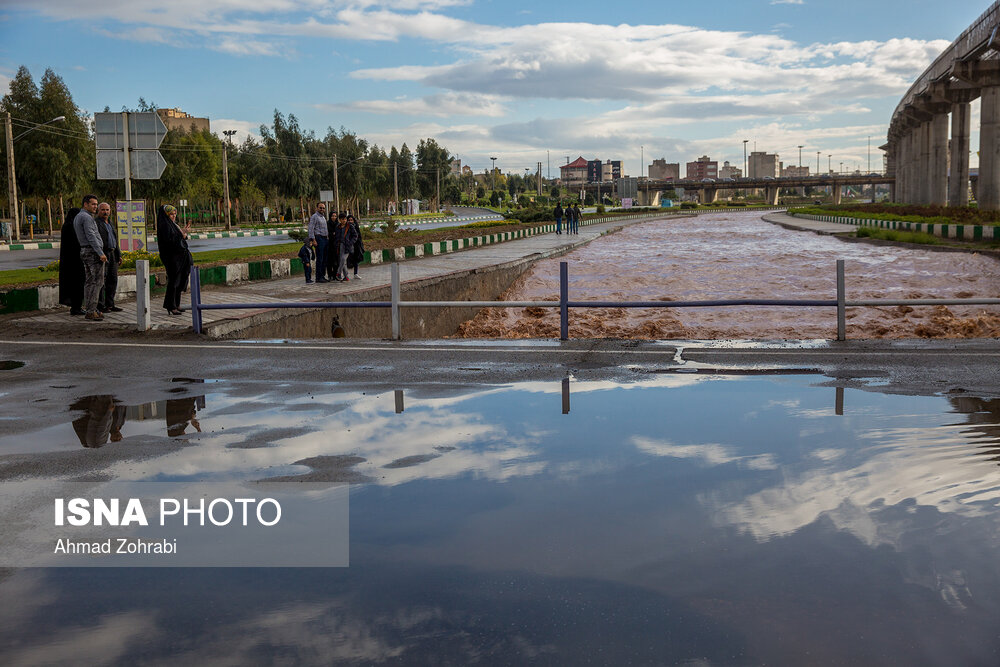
[189,260,1000,341]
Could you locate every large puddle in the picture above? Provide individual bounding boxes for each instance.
[1,374,999,663]
[456,212,1000,339]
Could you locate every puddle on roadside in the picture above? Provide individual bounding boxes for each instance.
[1,373,1000,663]
[0,360,25,370]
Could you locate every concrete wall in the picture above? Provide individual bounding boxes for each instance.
[208,256,542,340]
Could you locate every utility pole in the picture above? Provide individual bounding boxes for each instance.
[816,151,821,174]
[436,168,440,212]
[393,162,398,214]
[4,113,18,241]
[537,161,542,196]
[222,143,232,230]
[333,154,340,215]
[867,136,871,173]
[122,111,132,201]
[222,130,236,229]
[490,156,497,193]
[547,150,550,180]
[828,154,832,173]
[797,145,803,171]
[743,139,748,180]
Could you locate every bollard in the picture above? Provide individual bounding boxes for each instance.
[836,259,846,341]
[559,261,569,341]
[190,265,203,334]
[135,259,151,332]
[391,263,401,340]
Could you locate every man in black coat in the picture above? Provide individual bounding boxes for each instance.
[96,202,123,312]
[58,207,85,315]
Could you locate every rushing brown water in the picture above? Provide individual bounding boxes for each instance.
[456,212,1000,339]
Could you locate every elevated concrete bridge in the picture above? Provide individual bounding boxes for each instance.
[885,1,1000,208]
[583,174,892,206]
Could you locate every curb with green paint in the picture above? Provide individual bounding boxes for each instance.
[789,212,999,241]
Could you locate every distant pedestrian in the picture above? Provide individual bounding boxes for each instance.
[298,238,315,283]
[334,213,358,282]
[554,202,563,235]
[346,214,363,279]
[156,204,193,316]
[326,211,341,281]
[58,206,85,315]
[572,203,581,234]
[96,202,123,312]
[73,194,107,321]
[308,203,329,282]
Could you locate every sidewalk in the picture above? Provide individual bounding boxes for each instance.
[761,212,858,235]
[16,216,660,334]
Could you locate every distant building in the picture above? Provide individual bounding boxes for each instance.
[602,160,623,181]
[719,161,742,179]
[685,155,718,180]
[462,165,473,176]
[158,107,209,133]
[560,157,589,186]
[782,165,809,178]
[587,160,604,182]
[450,159,462,176]
[748,151,780,178]
[649,159,680,180]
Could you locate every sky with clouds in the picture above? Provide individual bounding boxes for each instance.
[0,0,991,177]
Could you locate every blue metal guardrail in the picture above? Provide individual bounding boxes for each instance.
[189,261,1000,341]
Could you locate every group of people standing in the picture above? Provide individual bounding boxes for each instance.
[58,197,193,319]
[58,195,122,320]
[304,204,365,283]
[553,202,582,235]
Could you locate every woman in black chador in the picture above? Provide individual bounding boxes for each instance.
[58,207,84,315]
[156,204,193,315]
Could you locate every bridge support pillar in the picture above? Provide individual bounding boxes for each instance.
[832,182,842,205]
[765,185,779,206]
[917,120,932,204]
[895,135,907,203]
[902,129,915,203]
[980,86,1000,210]
[950,101,971,207]
[929,113,949,206]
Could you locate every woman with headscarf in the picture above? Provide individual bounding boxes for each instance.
[156,204,193,315]
[58,207,85,315]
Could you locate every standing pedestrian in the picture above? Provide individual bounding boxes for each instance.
[572,203,582,234]
[326,211,340,281]
[554,202,563,235]
[347,214,363,279]
[96,202,123,312]
[308,203,329,283]
[73,195,107,321]
[58,206,85,315]
[334,213,358,282]
[156,204,193,315]
[298,237,315,283]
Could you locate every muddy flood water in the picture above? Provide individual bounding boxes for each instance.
[457,212,1000,339]
[1,373,1000,664]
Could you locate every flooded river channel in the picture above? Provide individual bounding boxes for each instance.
[1,372,999,664]
[457,212,1000,339]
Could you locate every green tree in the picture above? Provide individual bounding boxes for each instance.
[415,137,452,210]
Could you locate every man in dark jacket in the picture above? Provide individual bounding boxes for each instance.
[554,203,563,235]
[97,202,123,312]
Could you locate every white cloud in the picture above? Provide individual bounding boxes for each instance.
[771,0,804,4]
[211,118,264,146]
[320,92,509,118]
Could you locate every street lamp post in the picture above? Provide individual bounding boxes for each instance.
[5,114,66,242]
[797,145,803,172]
[816,151,820,175]
[828,155,832,173]
[222,130,237,230]
[743,139,748,179]
[490,156,497,193]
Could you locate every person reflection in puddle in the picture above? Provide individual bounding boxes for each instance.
[71,395,120,448]
[166,396,202,437]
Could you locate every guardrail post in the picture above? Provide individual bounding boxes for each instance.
[136,259,150,332]
[190,265,203,334]
[559,261,569,341]
[391,262,401,340]
[836,259,846,341]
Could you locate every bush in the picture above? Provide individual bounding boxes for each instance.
[596,204,606,214]
[680,202,699,209]
[287,229,308,243]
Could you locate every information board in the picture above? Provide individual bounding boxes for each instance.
[116,201,147,252]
